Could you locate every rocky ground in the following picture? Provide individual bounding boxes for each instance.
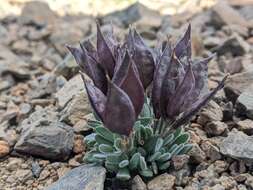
[1,0,253,189]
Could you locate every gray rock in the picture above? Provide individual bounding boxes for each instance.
[19,1,58,26]
[213,34,250,56]
[211,1,249,28]
[236,85,253,119]
[147,173,175,190]
[46,165,106,190]
[14,107,74,161]
[60,92,90,125]
[224,71,253,103]
[55,75,85,109]
[132,175,147,190]
[237,119,253,135]
[103,2,162,28]
[188,143,206,163]
[197,100,223,125]
[205,121,228,136]
[220,130,253,162]
[27,74,57,99]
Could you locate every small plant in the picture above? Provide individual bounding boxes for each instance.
[67,23,227,180]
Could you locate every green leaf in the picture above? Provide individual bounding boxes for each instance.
[179,144,193,154]
[155,137,164,152]
[171,144,185,156]
[95,127,114,143]
[105,161,118,172]
[174,133,190,145]
[93,153,106,159]
[144,136,159,153]
[139,169,153,177]
[114,138,122,151]
[95,134,113,146]
[148,152,162,162]
[139,156,147,170]
[87,119,103,129]
[158,161,171,170]
[119,160,129,168]
[137,147,147,156]
[168,144,178,153]
[163,134,174,146]
[139,117,153,126]
[106,153,121,164]
[116,168,131,181]
[173,127,183,138]
[84,133,96,148]
[157,152,171,162]
[151,161,158,175]
[129,153,141,170]
[98,144,114,153]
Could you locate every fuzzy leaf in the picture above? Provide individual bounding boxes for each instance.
[139,156,148,170]
[139,169,153,177]
[148,152,162,162]
[105,161,118,172]
[158,161,171,170]
[95,127,115,143]
[95,134,113,146]
[152,162,158,175]
[179,144,193,154]
[163,134,174,146]
[174,133,190,145]
[98,144,114,153]
[155,138,164,152]
[116,168,131,181]
[129,153,141,170]
[104,82,136,136]
[119,160,129,168]
[157,152,171,162]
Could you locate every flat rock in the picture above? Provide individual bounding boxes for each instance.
[213,34,250,56]
[19,1,58,26]
[220,130,253,163]
[0,140,10,158]
[14,107,74,161]
[212,1,250,28]
[197,100,223,125]
[45,165,106,190]
[132,175,147,190]
[60,92,90,125]
[103,2,162,28]
[237,119,253,135]
[147,173,175,190]
[55,75,85,109]
[224,71,253,103]
[235,85,253,119]
[205,121,228,136]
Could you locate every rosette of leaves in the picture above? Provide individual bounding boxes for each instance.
[67,23,227,181]
[84,99,192,180]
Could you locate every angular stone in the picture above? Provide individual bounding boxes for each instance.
[132,175,147,190]
[237,119,253,135]
[236,86,253,119]
[197,101,223,125]
[205,121,228,136]
[220,130,253,162]
[45,165,106,190]
[19,1,58,26]
[0,140,10,158]
[213,34,250,56]
[212,1,250,28]
[55,75,85,109]
[103,2,162,28]
[14,107,74,161]
[60,92,90,125]
[188,143,206,163]
[224,71,253,103]
[147,173,175,190]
